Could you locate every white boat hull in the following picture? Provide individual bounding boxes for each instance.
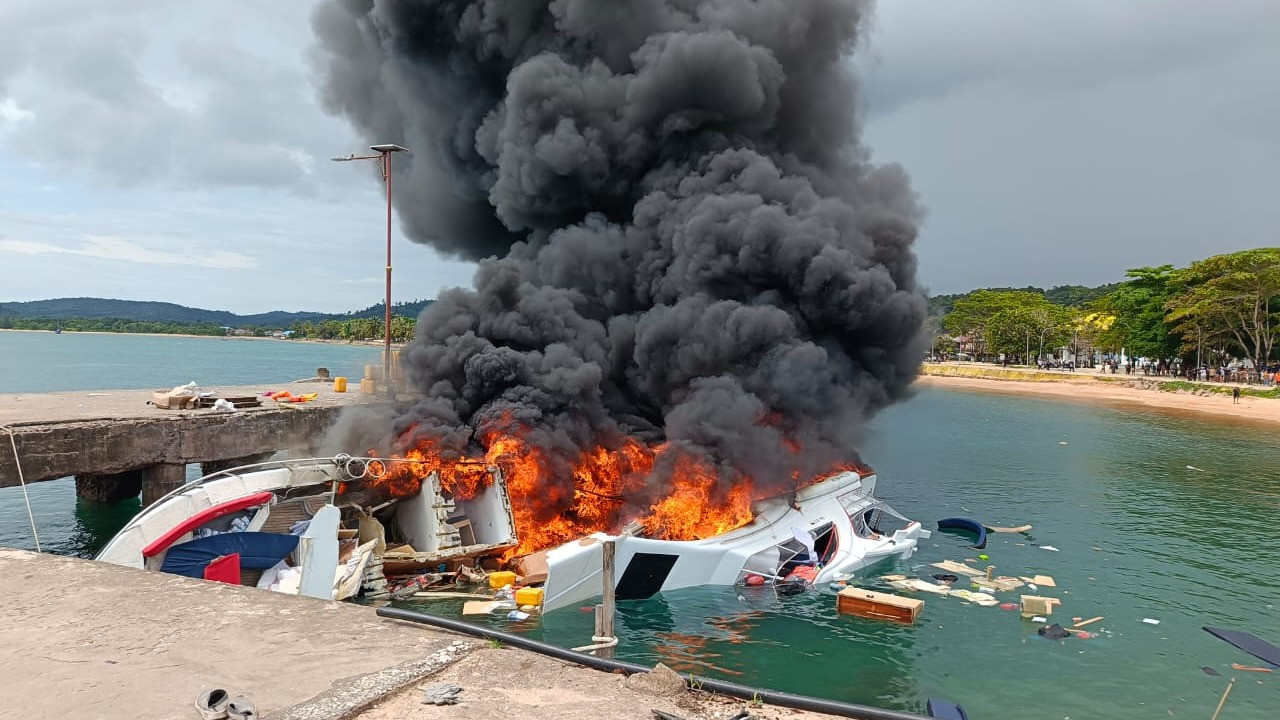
[540,471,929,612]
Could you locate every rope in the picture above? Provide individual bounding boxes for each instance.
[3,426,41,552]
[571,635,619,653]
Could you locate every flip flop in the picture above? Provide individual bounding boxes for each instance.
[195,688,230,720]
[227,696,258,720]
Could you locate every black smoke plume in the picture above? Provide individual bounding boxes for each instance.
[313,0,926,504]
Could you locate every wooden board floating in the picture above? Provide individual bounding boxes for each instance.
[971,576,1024,592]
[1033,574,1057,587]
[837,587,923,623]
[888,578,953,595]
[1020,595,1062,618]
[462,601,499,615]
[931,560,985,577]
[984,524,1033,533]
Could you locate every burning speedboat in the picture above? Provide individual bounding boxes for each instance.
[96,445,926,613]
[534,466,929,612]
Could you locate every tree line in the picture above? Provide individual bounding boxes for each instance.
[935,248,1280,374]
[286,316,416,342]
[0,317,227,335]
[0,299,432,341]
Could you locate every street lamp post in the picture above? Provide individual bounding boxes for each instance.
[332,143,409,396]
[1038,326,1051,365]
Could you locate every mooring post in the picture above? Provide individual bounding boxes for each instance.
[594,539,617,659]
[141,463,187,506]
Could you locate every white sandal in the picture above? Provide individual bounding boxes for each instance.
[195,688,229,720]
[227,696,258,720]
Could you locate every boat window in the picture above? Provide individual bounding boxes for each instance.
[812,522,837,563]
[852,507,878,538]
[857,502,912,536]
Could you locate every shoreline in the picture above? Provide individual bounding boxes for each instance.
[3,333,1273,428]
[0,327,404,349]
[916,366,1280,428]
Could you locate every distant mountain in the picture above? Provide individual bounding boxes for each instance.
[0,297,433,329]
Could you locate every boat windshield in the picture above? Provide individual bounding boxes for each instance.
[857,501,913,537]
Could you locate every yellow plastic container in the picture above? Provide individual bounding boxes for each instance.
[333,377,348,393]
[515,586,544,607]
[489,570,517,590]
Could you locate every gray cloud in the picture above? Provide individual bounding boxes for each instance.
[854,0,1280,294]
[0,1,357,192]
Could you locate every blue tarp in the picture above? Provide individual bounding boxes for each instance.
[1203,626,1280,668]
[160,532,299,579]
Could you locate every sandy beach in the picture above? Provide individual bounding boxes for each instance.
[917,365,1280,427]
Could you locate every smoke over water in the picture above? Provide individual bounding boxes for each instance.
[312,0,926,528]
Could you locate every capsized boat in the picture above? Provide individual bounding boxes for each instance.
[533,467,931,612]
[95,455,517,600]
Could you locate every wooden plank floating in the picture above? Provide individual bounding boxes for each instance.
[837,587,923,623]
[1020,595,1062,618]
[931,560,985,577]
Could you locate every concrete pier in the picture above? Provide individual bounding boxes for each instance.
[0,549,846,720]
[0,383,382,504]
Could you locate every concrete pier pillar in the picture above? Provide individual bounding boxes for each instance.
[200,452,276,477]
[141,463,187,506]
[74,470,143,504]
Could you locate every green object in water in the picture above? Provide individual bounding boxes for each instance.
[978,554,989,560]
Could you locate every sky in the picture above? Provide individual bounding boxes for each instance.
[1,0,1276,314]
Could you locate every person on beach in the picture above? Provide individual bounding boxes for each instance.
[1233,386,1241,404]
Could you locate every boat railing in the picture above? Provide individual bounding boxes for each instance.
[128,454,422,533]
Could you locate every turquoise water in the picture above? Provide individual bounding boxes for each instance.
[404,390,1280,719]
[0,330,380,393]
[1,336,1277,719]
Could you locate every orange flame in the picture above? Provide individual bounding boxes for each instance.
[357,419,866,561]
[637,449,754,540]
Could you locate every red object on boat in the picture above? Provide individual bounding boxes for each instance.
[744,574,766,587]
[783,565,819,584]
[141,491,275,558]
[203,553,242,584]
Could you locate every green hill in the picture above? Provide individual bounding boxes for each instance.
[0,297,433,330]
